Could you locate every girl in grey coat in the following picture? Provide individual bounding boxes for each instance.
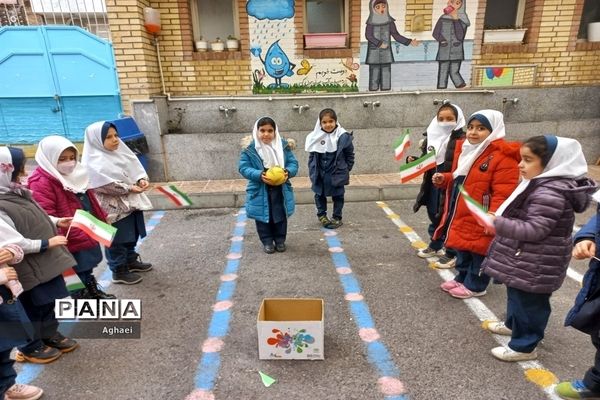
[481,136,597,362]
[432,0,470,89]
[364,0,418,91]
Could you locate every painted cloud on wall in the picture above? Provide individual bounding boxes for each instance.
[246,0,295,20]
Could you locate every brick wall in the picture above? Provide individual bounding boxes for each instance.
[472,0,600,86]
[107,0,251,115]
[405,0,434,32]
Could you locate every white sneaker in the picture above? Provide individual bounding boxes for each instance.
[485,321,512,336]
[5,383,44,400]
[491,346,537,362]
[417,247,444,258]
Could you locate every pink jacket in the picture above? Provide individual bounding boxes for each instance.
[28,167,108,253]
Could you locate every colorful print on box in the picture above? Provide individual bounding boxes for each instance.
[266,328,315,354]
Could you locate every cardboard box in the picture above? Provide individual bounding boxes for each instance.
[257,298,324,360]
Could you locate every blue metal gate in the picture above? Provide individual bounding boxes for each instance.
[0,26,122,143]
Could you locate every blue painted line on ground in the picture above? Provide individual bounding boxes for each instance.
[192,210,247,395]
[324,232,407,400]
[207,310,233,338]
[16,211,166,385]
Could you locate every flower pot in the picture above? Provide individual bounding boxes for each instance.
[211,42,225,52]
[483,28,527,44]
[195,40,208,52]
[588,22,600,42]
[304,33,347,49]
[226,39,239,51]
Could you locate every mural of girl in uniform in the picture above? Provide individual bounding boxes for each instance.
[432,0,470,89]
[365,0,419,91]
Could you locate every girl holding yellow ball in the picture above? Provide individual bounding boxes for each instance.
[239,117,298,254]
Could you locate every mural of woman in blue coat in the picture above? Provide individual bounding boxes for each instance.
[239,116,298,254]
[365,0,419,91]
[556,197,600,399]
[432,0,470,89]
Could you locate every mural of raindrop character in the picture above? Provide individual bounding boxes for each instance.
[365,0,419,91]
[251,40,296,89]
[432,0,470,89]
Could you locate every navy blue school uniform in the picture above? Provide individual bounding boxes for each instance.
[565,205,600,392]
[71,192,103,283]
[104,210,147,270]
[308,132,354,220]
[0,286,32,398]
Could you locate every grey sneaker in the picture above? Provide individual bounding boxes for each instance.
[417,247,444,258]
[432,254,456,269]
[327,218,343,229]
[112,266,143,285]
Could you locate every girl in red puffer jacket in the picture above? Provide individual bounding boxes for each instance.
[432,110,520,300]
[28,136,115,300]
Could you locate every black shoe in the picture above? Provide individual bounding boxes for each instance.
[86,276,117,299]
[112,266,143,285]
[15,344,61,363]
[275,243,286,252]
[263,244,275,254]
[70,288,90,299]
[43,332,78,353]
[318,215,331,227]
[127,254,153,272]
[326,218,343,229]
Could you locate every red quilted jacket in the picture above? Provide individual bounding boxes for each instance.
[28,167,108,253]
[433,138,521,255]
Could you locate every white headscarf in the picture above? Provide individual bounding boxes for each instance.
[453,110,506,179]
[35,135,89,193]
[0,147,29,197]
[81,121,147,189]
[495,136,588,216]
[252,118,285,169]
[426,103,465,165]
[305,118,346,153]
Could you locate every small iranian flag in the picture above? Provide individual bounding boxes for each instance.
[458,185,496,233]
[156,185,193,207]
[63,267,85,293]
[393,131,411,161]
[70,209,117,247]
[399,151,436,183]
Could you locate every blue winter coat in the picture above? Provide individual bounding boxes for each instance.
[238,139,298,223]
[564,205,600,333]
[308,132,355,196]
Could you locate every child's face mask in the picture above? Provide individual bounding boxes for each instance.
[57,160,77,175]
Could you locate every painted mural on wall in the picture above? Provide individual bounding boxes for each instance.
[364,0,420,91]
[245,0,479,94]
[247,0,359,94]
[432,0,470,89]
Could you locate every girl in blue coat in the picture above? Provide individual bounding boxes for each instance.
[239,117,298,254]
[305,108,355,229]
[555,196,600,399]
[481,136,596,362]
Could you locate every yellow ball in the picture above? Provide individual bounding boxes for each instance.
[265,166,287,186]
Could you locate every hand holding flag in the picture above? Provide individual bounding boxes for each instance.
[458,185,496,233]
[399,151,436,183]
[69,209,117,247]
[393,129,411,161]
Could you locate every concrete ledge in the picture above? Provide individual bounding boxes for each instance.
[147,183,421,210]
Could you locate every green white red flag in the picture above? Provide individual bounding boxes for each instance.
[393,131,411,161]
[70,209,117,247]
[63,267,85,293]
[156,185,193,207]
[458,185,496,233]
[399,151,436,183]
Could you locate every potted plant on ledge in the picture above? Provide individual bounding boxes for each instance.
[195,36,208,52]
[483,26,528,44]
[226,35,239,51]
[211,37,225,52]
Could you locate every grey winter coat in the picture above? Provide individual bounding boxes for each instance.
[365,20,411,65]
[432,16,467,61]
[481,177,597,294]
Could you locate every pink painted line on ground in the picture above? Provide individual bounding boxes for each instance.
[329,246,344,253]
[220,274,238,282]
[185,389,215,400]
[226,252,242,260]
[359,327,381,343]
[202,338,225,353]
[378,377,407,396]
[345,293,364,301]
[213,301,233,312]
[336,267,352,275]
